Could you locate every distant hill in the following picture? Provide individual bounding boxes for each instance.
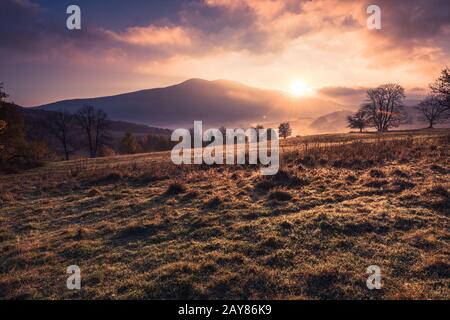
[13,106,172,158]
[32,79,346,128]
[20,107,171,137]
[309,110,355,133]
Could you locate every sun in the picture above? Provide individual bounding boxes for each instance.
[290,80,309,96]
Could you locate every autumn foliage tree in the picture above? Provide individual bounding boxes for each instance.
[0,103,28,160]
[0,100,48,170]
[1,83,26,163]
[0,120,6,133]
[0,120,6,152]
[119,132,141,154]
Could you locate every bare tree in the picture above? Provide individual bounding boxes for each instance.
[47,110,75,160]
[430,66,450,115]
[74,105,109,158]
[278,122,292,139]
[417,95,449,128]
[361,84,407,132]
[347,110,368,132]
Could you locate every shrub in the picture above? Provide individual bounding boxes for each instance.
[299,155,316,167]
[92,171,123,185]
[430,165,447,174]
[364,180,388,188]
[256,169,309,191]
[268,190,292,201]
[204,196,223,209]
[255,180,275,192]
[272,170,291,184]
[421,260,450,278]
[181,191,198,202]
[165,182,186,195]
[346,175,358,183]
[98,146,116,157]
[369,169,385,178]
[391,179,416,191]
[426,185,449,198]
[392,168,409,178]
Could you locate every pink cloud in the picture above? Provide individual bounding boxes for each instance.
[109,25,193,48]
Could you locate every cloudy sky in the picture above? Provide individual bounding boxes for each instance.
[1,0,449,106]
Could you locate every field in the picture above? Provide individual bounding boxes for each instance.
[0,129,449,299]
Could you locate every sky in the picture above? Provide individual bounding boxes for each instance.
[1,0,449,106]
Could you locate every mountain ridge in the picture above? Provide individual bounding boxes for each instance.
[32,78,347,129]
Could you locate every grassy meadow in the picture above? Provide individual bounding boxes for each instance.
[0,129,449,299]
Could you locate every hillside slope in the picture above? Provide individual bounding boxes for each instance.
[0,130,449,299]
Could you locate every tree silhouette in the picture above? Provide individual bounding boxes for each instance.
[278,122,292,139]
[347,110,368,132]
[361,84,407,132]
[417,95,448,128]
[430,66,450,97]
[430,66,450,115]
[75,105,109,158]
[0,82,8,102]
[46,110,75,160]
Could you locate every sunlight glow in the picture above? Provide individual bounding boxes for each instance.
[290,80,310,96]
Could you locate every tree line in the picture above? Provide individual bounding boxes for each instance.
[119,132,175,155]
[0,83,49,171]
[46,105,110,160]
[48,106,175,159]
[348,67,450,132]
[0,85,174,171]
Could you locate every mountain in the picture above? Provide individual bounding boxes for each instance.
[309,110,355,133]
[32,79,346,129]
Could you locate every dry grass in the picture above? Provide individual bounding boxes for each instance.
[0,129,449,299]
